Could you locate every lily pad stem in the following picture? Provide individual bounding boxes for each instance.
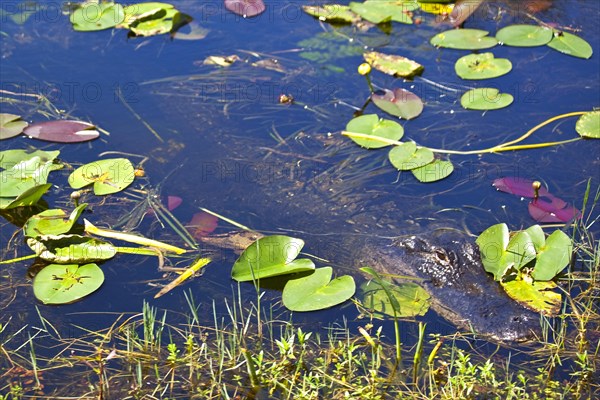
[0,254,37,264]
[343,111,588,155]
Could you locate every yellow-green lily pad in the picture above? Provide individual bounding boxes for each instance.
[129,7,181,36]
[363,51,424,79]
[547,31,593,59]
[455,53,512,80]
[476,223,537,280]
[231,235,315,282]
[68,158,135,195]
[23,204,87,238]
[495,24,553,47]
[349,1,414,24]
[345,114,404,149]
[27,235,117,264]
[501,279,561,316]
[121,2,174,28]
[460,88,514,110]
[0,183,52,210]
[282,267,356,312]
[576,111,599,139]
[70,2,125,31]
[360,278,430,318]
[430,28,497,50]
[388,142,434,170]
[411,159,454,183]
[33,263,104,304]
[531,230,573,281]
[0,113,28,140]
[302,5,360,24]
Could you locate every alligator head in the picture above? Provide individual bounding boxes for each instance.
[359,235,542,341]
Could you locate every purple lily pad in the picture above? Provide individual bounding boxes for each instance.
[493,177,580,223]
[167,195,182,211]
[493,177,550,198]
[529,200,581,223]
[224,0,265,17]
[371,88,423,120]
[23,120,99,143]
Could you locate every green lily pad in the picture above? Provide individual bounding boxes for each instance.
[501,279,561,316]
[0,113,28,140]
[576,111,600,139]
[363,51,424,79]
[33,263,104,304]
[129,7,181,36]
[388,142,434,171]
[371,88,424,120]
[27,235,118,264]
[455,53,512,80]
[68,158,135,195]
[349,1,413,24]
[430,29,497,50]
[476,223,537,280]
[547,31,593,59]
[0,183,52,210]
[231,235,315,282]
[302,5,360,24]
[502,230,537,273]
[0,149,61,169]
[460,88,514,110]
[495,24,553,47]
[282,267,356,312]
[121,2,175,27]
[411,159,453,182]
[0,155,55,197]
[531,230,572,281]
[23,204,87,238]
[524,224,546,250]
[345,114,404,149]
[70,2,125,31]
[360,279,430,318]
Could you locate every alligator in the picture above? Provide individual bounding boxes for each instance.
[354,235,540,341]
[164,125,542,342]
[154,62,542,341]
[200,226,541,341]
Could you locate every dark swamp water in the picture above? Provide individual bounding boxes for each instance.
[0,0,599,396]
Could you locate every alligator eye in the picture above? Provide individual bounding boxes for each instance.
[435,249,447,261]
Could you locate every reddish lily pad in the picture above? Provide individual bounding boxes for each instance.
[493,177,580,223]
[528,199,581,223]
[187,211,218,238]
[167,195,182,211]
[23,120,99,143]
[493,177,550,198]
[224,0,265,18]
[371,88,423,120]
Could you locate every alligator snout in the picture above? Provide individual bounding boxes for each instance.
[470,300,541,342]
